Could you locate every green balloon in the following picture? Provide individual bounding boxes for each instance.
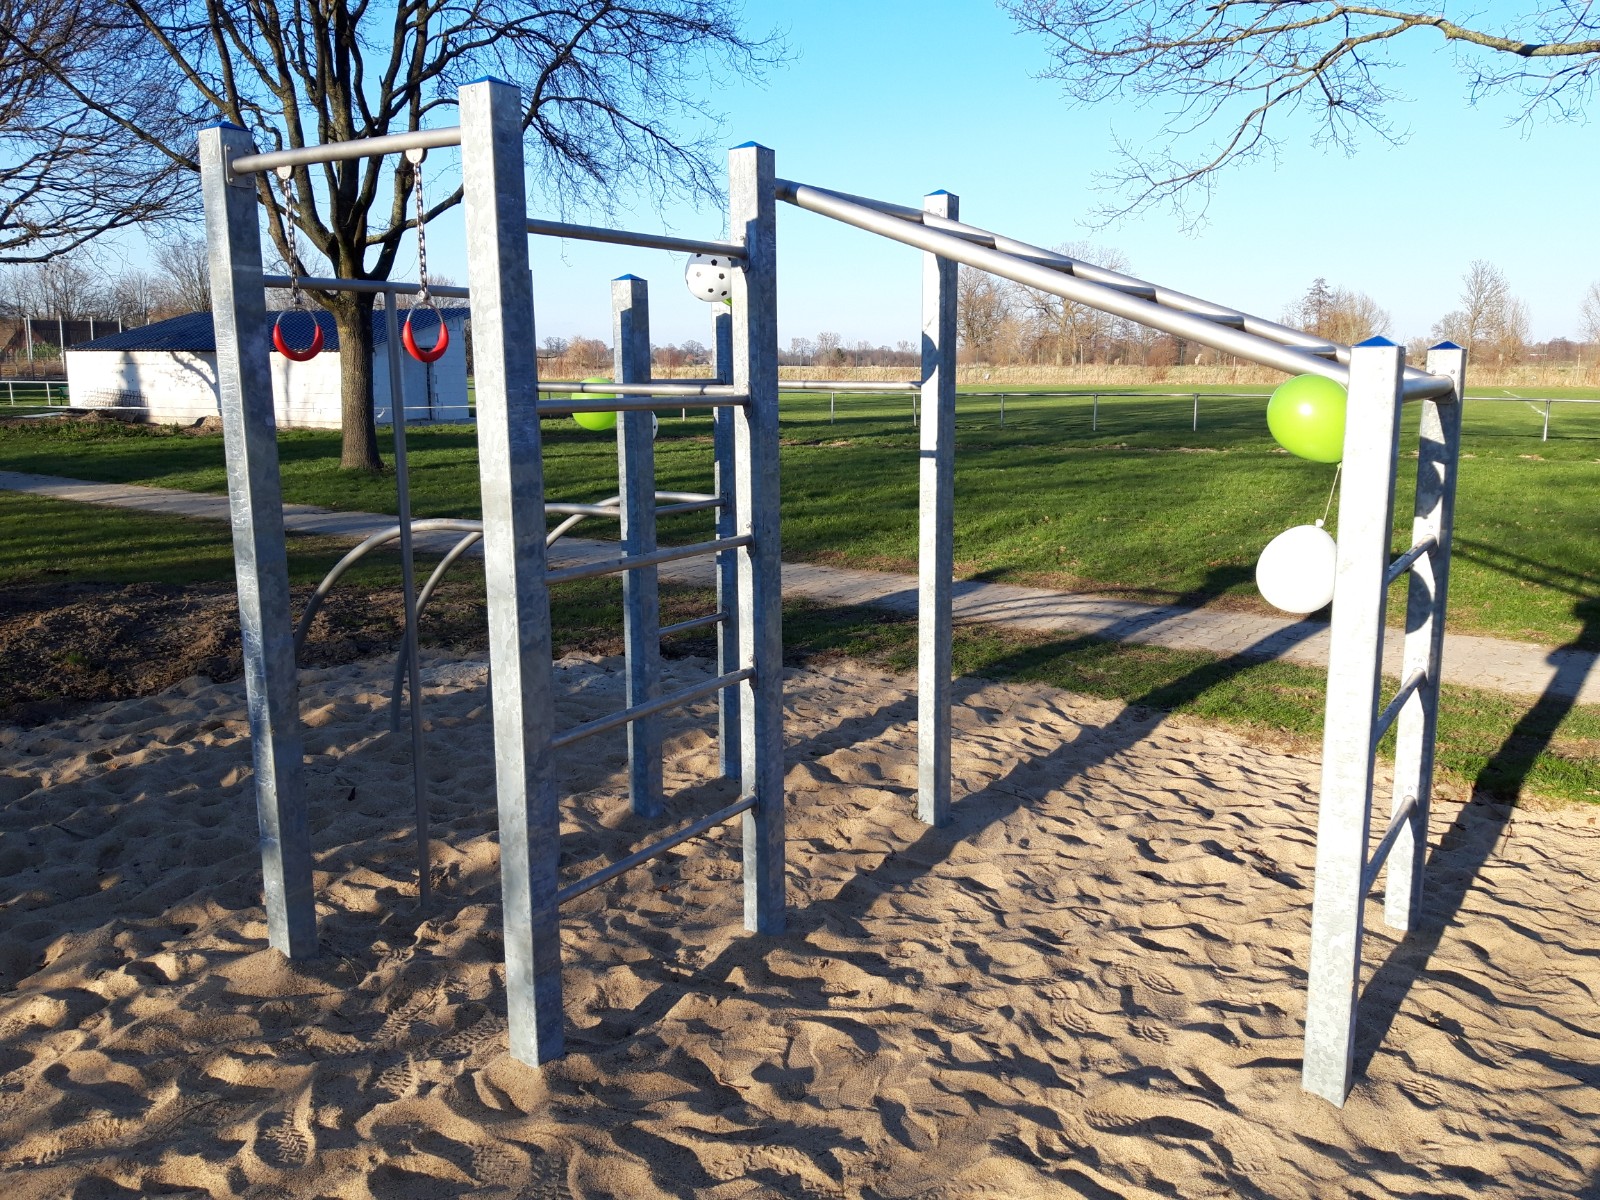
[1267,374,1347,463]
[572,376,617,431]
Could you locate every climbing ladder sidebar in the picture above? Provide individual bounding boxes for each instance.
[1302,339,1466,1105]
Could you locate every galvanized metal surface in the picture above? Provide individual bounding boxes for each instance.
[526,216,743,261]
[262,274,471,299]
[230,126,462,176]
[1302,341,1407,1107]
[614,276,664,819]
[712,308,742,783]
[1361,794,1419,896]
[200,124,316,959]
[381,295,432,907]
[780,379,922,392]
[1385,346,1467,933]
[776,180,1455,401]
[660,612,727,637]
[459,80,563,1066]
[731,144,786,935]
[917,190,958,828]
[536,381,741,398]
[551,669,755,752]
[544,535,752,587]
[1385,536,1439,585]
[554,796,756,907]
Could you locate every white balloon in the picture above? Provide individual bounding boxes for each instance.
[1256,524,1337,614]
[684,252,736,302]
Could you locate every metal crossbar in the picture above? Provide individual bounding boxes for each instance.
[1360,795,1419,895]
[782,379,922,392]
[537,381,743,397]
[550,668,754,751]
[1385,538,1438,585]
[776,179,1457,402]
[555,796,756,906]
[229,127,462,175]
[526,216,743,261]
[661,612,726,636]
[1374,669,1427,742]
[545,535,753,586]
[262,274,471,299]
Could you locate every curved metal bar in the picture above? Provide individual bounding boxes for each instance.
[293,518,486,656]
[390,528,484,729]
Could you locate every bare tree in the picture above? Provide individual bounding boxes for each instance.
[956,267,1013,365]
[104,270,167,327]
[154,236,211,314]
[1284,278,1391,344]
[14,0,779,470]
[1020,241,1131,364]
[0,0,194,263]
[1581,280,1600,353]
[1002,1,1600,220]
[1431,260,1529,364]
[1,253,105,320]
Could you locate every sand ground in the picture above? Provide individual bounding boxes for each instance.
[1,651,1597,1199]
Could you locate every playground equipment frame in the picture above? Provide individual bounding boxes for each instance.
[203,77,1464,1105]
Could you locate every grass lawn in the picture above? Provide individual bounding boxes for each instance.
[2,491,1596,807]
[1,385,1595,649]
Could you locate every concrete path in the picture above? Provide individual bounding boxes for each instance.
[5,469,1596,707]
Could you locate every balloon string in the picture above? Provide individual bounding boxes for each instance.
[1318,462,1343,529]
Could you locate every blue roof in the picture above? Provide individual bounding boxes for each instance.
[76,307,468,354]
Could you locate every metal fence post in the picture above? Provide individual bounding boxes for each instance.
[460,79,564,1065]
[1193,392,1199,431]
[1543,398,1551,442]
[198,122,316,959]
[729,142,785,934]
[1092,393,1098,432]
[614,275,663,818]
[1302,337,1407,1106]
[918,190,959,827]
[1385,343,1466,932]
[711,307,741,783]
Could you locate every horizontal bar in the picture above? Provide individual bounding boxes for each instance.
[1373,669,1427,743]
[231,126,462,175]
[545,534,753,586]
[526,217,743,261]
[778,179,1448,398]
[660,611,726,636]
[780,379,923,392]
[551,667,754,751]
[538,395,748,417]
[654,498,722,516]
[263,273,471,300]
[555,795,755,907]
[1360,794,1419,895]
[1385,536,1439,585]
[536,381,742,397]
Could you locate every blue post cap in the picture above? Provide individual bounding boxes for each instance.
[1429,340,1464,351]
[613,274,643,281]
[1356,336,1397,347]
[731,141,769,150]
[927,189,953,196]
[463,75,514,87]
[202,121,248,132]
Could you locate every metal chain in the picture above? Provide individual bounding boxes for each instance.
[275,166,306,311]
[407,147,431,308]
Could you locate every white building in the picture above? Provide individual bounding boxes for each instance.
[64,307,470,429]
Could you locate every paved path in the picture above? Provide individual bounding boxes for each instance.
[5,469,1596,706]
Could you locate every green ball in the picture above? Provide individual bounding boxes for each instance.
[1267,374,1347,463]
[572,376,617,431]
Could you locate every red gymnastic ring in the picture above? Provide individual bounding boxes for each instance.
[272,311,324,362]
[402,310,450,363]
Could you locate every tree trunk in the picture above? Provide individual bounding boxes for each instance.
[329,293,382,471]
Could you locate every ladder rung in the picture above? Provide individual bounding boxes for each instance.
[1373,669,1427,742]
[1385,537,1438,585]
[1360,794,1419,895]
[546,535,753,586]
[555,795,755,907]
[661,611,726,637]
[551,667,753,751]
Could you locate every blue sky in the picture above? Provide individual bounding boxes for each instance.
[200,0,1600,348]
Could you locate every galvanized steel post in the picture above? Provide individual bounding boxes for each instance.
[1302,337,1407,1106]
[614,276,664,818]
[711,307,741,782]
[459,79,564,1064]
[1384,343,1466,932]
[729,143,785,933]
[199,122,316,959]
[918,190,959,827]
